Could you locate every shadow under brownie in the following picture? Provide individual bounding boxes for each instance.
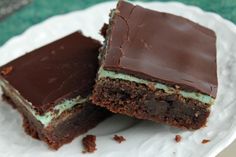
[92,1,217,130]
[0,32,110,149]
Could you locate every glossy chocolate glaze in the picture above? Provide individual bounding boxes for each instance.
[103,1,217,97]
[0,32,101,114]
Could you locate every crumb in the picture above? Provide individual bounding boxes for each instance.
[175,135,182,143]
[82,135,97,153]
[113,135,126,143]
[100,23,108,37]
[1,66,13,76]
[202,139,210,144]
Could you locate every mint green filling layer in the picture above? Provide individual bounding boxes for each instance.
[0,79,87,127]
[98,68,214,105]
[32,96,87,126]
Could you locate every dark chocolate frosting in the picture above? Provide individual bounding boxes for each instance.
[0,32,101,114]
[103,1,217,97]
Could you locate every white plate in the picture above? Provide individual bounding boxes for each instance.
[0,1,236,157]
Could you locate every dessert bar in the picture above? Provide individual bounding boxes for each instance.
[0,32,110,149]
[92,1,217,130]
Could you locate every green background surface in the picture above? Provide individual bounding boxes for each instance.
[0,0,235,46]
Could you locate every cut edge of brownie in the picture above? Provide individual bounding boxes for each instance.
[2,88,110,150]
[92,77,210,130]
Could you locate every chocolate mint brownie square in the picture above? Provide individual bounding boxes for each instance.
[92,1,217,130]
[0,32,110,149]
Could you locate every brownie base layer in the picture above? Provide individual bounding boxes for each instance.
[92,78,210,130]
[2,91,111,150]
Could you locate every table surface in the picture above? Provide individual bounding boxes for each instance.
[0,0,235,156]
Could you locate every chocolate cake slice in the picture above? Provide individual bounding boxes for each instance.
[0,32,110,149]
[92,1,218,130]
